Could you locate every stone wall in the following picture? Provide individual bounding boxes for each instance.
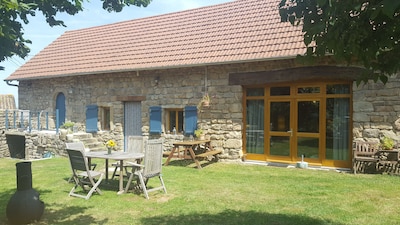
[18,60,296,160]
[353,74,400,145]
[8,60,400,161]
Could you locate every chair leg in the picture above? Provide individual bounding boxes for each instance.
[125,170,136,193]
[85,175,103,200]
[159,175,167,194]
[137,173,149,199]
[111,166,119,180]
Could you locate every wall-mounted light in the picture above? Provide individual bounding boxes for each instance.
[155,76,160,85]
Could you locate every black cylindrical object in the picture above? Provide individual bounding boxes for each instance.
[6,134,26,159]
[6,162,45,225]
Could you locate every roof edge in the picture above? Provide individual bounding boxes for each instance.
[6,55,299,81]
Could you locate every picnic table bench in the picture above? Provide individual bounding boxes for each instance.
[164,140,221,169]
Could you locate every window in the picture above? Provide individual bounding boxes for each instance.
[99,107,111,131]
[166,108,184,133]
[149,106,197,135]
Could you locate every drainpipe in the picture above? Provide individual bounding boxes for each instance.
[204,66,208,93]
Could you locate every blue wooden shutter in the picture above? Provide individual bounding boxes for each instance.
[184,106,197,136]
[149,106,162,134]
[86,105,98,133]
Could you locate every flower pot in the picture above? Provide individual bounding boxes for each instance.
[198,134,205,140]
[202,101,210,107]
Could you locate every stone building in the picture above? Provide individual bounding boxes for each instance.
[5,0,400,169]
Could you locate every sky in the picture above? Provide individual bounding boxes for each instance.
[0,0,233,106]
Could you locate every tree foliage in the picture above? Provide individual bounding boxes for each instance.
[0,0,151,62]
[279,0,400,84]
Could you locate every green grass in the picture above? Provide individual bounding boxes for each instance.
[1,157,399,225]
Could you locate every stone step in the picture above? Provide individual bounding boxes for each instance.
[66,132,106,152]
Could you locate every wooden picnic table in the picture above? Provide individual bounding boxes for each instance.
[164,140,221,169]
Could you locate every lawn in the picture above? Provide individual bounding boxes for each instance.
[0,157,399,225]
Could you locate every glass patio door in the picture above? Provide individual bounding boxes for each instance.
[244,83,352,167]
[295,99,321,163]
[269,100,292,159]
[268,99,322,163]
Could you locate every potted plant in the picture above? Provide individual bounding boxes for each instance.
[381,136,395,150]
[60,121,75,134]
[194,129,205,140]
[106,139,116,154]
[197,93,211,110]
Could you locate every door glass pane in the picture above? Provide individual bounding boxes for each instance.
[298,137,319,158]
[246,100,264,154]
[326,98,350,160]
[270,87,290,96]
[270,136,290,156]
[298,101,319,133]
[270,102,290,132]
[247,88,264,96]
[327,84,350,94]
[298,87,320,94]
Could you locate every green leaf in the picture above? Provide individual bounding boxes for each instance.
[381,0,400,18]
[379,75,388,84]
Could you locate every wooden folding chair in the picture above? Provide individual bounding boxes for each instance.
[66,142,97,182]
[111,136,146,179]
[66,148,104,200]
[125,139,167,199]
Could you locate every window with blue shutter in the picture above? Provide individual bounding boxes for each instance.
[149,106,162,134]
[184,106,197,136]
[86,105,98,133]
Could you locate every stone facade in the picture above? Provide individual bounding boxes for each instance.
[8,59,400,163]
[17,60,299,160]
[353,74,400,146]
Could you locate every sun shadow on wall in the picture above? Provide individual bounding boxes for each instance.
[140,209,344,225]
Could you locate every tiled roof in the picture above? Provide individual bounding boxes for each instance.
[6,0,305,81]
[0,94,16,109]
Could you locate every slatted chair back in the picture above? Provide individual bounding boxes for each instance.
[67,148,89,172]
[142,139,164,178]
[353,141,379,158]
[66,148,103,200]
[127,136,146,154]
[353,141,380,174]
[65,142,85,151]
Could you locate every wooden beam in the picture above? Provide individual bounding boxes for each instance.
[114,96,146,102]
[229,66,365,85]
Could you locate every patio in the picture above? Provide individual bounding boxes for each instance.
[0,157,399,225]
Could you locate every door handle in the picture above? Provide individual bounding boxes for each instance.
[287,128,293,137]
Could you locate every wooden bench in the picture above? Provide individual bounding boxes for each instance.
[195,150,222,159]
[163,147,186,157]
[353,141,379,174]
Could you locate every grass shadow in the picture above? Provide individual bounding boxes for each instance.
[163,158,218,168]
[140,209,344,225]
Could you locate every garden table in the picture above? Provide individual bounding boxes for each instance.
[85,151,144,194]
[164,140,221,169]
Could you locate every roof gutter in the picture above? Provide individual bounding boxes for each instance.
[6,80,19,87]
